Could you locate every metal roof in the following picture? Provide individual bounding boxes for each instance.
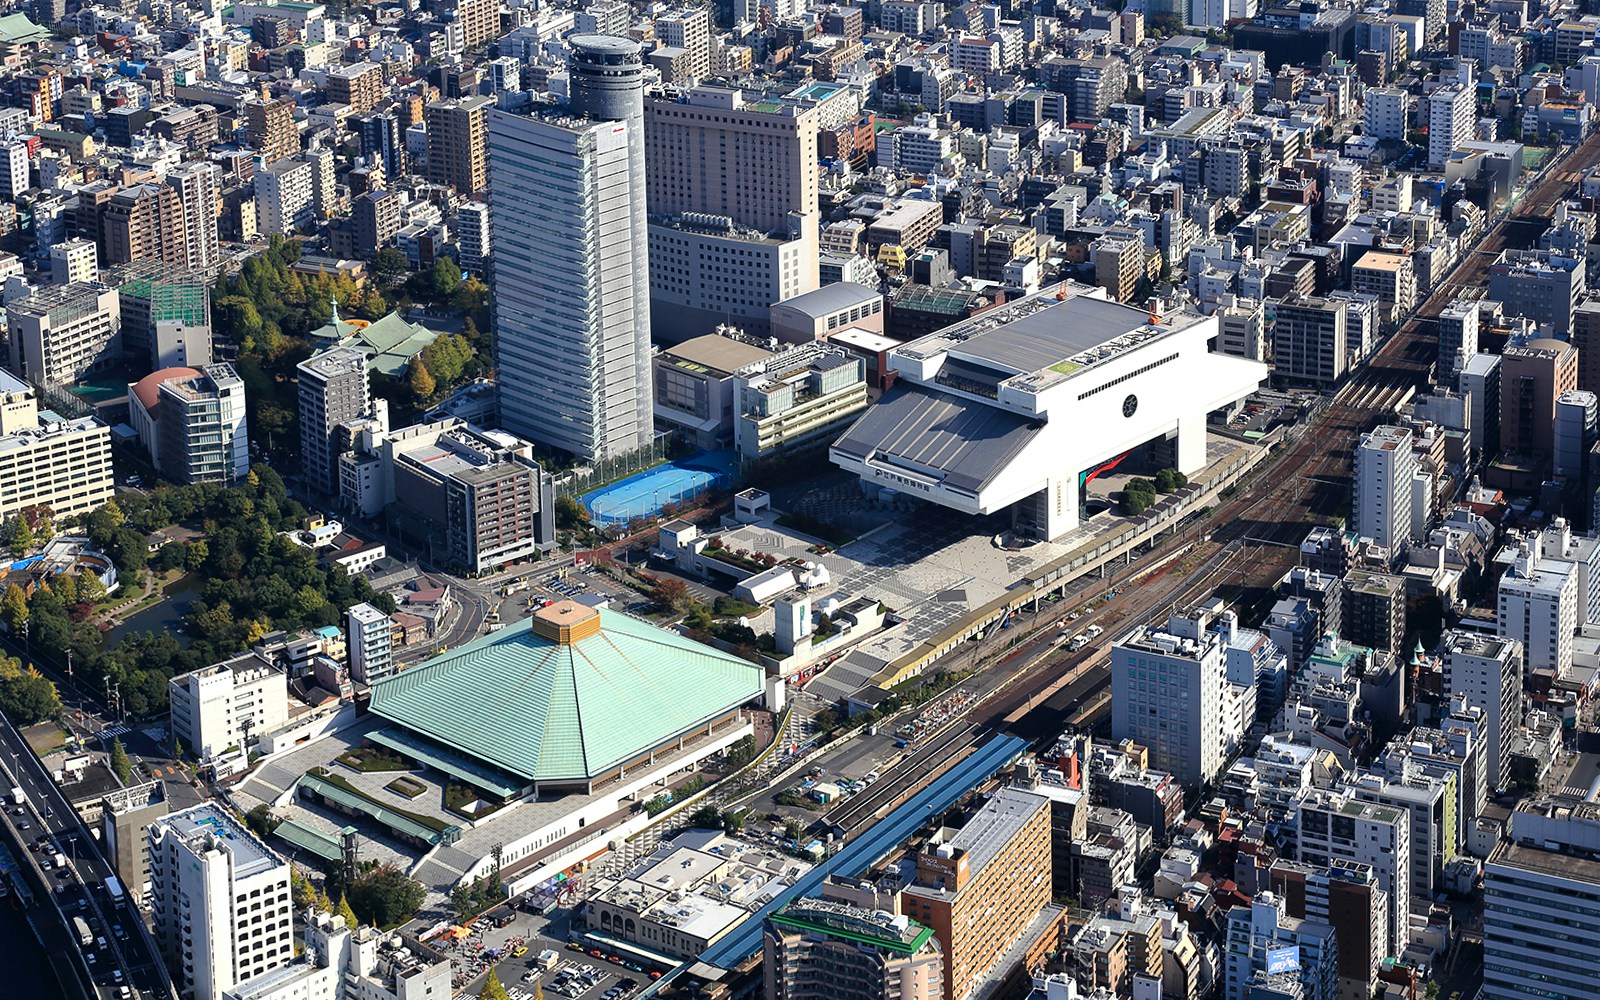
[950,295,1151,375]
[368,610,764,783]
[832,385,1041,494]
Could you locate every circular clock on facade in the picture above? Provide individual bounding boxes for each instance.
[1122,394,1138,418]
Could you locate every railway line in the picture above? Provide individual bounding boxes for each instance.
[959,133,1600,745]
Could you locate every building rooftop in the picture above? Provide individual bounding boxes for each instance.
[1489,837,1600,884]
[830,384,1041,494]
[161,803,283,879]
[368,605,764,783]
[661,334,775,377]
[944,787,1047,876]
[770,898,936,955]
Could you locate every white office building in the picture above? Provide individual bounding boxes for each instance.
[129,363,249,484]
[346,602,394,685]
[1441,631,1523,788]
[1353,425,1417,552]
[0,368,114,519]
[168,653,289,761]
[1483,802,1600,1000]
[455,200,491,275]
[1111,601,1263,788]
[488,36,653,462]
[149,804,294,1000]
[49,238,98,285]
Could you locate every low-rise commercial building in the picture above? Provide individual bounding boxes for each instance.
[168,653,289,762]
[734,343,868,463]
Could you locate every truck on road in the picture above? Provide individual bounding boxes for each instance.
[105,876,124,904]
[9,786,23,805]
[72,915,91,947]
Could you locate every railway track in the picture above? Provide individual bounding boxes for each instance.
[822,721,982,837]
[967,134,1600,742]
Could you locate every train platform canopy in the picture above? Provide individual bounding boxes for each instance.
[368,601,765,786]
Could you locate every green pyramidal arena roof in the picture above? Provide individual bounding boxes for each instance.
[367,602,765,784]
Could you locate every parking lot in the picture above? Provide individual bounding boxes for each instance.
[445,903,665,1000]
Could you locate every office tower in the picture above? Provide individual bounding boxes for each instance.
[0,139,27,200]
[7,281,122,384]
[424,95,491,195]
[245,97,301,163]
[899,788,1052,1000]
[100,782,169,904]
[643,85,822,338]
[1269,859,1388,1000]
[455,200,491,274]
[325,61,384,113]
[346,602,394,684]
[168,655,289,762]
[1573,298,1600,396]
[1272,294,1347,387]
[1489,249,1586,334]
[1362,87,1411,141]
[1498,533,1578,679]
[1425,82,1472,169]
[654,7,712,78]
[1293,791,1410,957]
[167,162,222,273]
[114,261,211,369]
[763,889,945,1000]
[1441,631,1522,787]
[255,157,318,235]
[298,346,371,496]
[103,183,186,267]
[1556,389,1597,480]
[1437,297,1478,383]
[1353,425,1416,552]
[353,189,403,257]
[129,363,249,484]
[489,36,653,461]
[1350,251,1416,319]
[1460,351,1501,458]
[50,237,97,284]
[1223,893,1338,1000]
[575,0,629,35]
[1483,802,1600,1000]
[1112,603,1261,788]
[149,804,294,1000]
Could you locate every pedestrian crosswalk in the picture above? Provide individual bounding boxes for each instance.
[98,724,132,741]
[1560,786,1592,800]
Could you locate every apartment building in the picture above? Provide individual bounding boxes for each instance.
[150,805,294,1000]
[168,653,289,761]
[425,96,492,195]
[298,346,372,497]
[0,369,113,519]
[1499,337,1578,458]
[49,237,97,284]
[7,280,122,385]
[346,602,394,685]
[255,156,318,235]
[326,61,384,114]
[1353,425,1417,552]
[1112,603,1262,788]
[100,781,169,905]
[245,98,301,163]
[764,890,944,1000]
[129,363,249,484]
[900,788,1054,1000]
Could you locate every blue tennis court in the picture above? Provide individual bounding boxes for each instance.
[582,451,737,525]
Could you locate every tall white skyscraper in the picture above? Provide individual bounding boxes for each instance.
[1353,425,1417,552]
[149,804,294,1000]
[1441,630,1523,787]
[489,35,653,461]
